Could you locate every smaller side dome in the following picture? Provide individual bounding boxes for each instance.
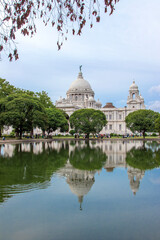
[88,96,95,102]
[56,96,63,103]
[139,94,143,99]
[130,81,138,90]
[96,99,102,106]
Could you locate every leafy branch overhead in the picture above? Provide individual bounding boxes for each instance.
[0,0,119,60]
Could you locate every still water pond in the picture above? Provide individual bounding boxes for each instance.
[0,140,160,240]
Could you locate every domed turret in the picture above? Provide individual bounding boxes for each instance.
[140,94,144,100]
[88,96,95,102]
[127,80,145,110]
[96,99,102,105]
[96,99,102,109]
[129,81,138,90]
[56,96,62,103]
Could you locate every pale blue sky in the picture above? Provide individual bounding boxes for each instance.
[0,0,160,111]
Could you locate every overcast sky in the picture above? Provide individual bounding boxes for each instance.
[0,0,160,112]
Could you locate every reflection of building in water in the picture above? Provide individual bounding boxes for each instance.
[0,144,16,158]
[0,141,68,157]
[0,140,145,196]
[89,140,144,194]
[58,160,98,210]
[127,166,145,195]
[90,140,143,171]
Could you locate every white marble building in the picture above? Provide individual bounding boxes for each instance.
[2,69,145,136]
[56,70,145,135]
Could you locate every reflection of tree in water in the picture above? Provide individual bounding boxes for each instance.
[0,142,69,203]
[69,145,107,170]
[145,141,160,151]
[126,142,160,195]
[126,145,160,170]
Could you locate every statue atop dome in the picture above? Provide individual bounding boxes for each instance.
[79,65,82,72]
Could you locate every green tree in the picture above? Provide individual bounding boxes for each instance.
[0,0,119,60]
[155,115,160,136]
[36,91,54,108]
[0,78,16,97]
[69,129,76,136]
[2,93,47,138]
[0,78,16,136]
[45,108,69,135]
[0,98,5,137]
[125,109,159,138]
[70,109,107,138]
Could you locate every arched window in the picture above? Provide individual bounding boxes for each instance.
[132,93,135,99]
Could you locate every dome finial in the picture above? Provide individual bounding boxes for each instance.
[79,65,82,72]
[78,196,83,211]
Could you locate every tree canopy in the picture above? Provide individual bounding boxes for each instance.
[45,107,69,135]
[36,91,54,108]
[70,108,107,138]
[0,0,119,60]
[0,78,16,98]
[1,92,47,138]
[0,78,69,137]
[69,144,107,170]
[155,115,160,136]
[125,109,159,138]
[0,78,17,136]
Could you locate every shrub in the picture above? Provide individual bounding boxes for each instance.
[9,130,15,137]
[151,133,158,136]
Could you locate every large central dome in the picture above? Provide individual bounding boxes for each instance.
[67,72,94,94]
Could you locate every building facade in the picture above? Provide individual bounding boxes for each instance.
[2,70,145,136]
[56,70,145,135]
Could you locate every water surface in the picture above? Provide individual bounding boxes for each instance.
[0,140,160,240]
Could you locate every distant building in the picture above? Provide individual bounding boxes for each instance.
[56,70,145,135]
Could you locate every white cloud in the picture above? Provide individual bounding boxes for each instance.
[147,101,160,112]
[149,85,160,95]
